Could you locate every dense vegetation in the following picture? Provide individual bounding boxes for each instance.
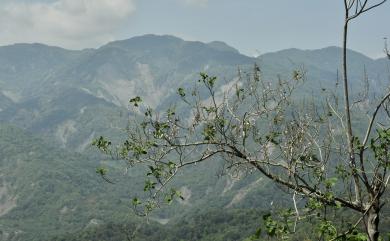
[50,208,268,241]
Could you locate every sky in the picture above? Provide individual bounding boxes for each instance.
[0,0,389,58]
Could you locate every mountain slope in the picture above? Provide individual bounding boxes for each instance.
[0,124,140,240]
[1,35,388,152]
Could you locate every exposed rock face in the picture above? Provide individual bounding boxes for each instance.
[178,186,192,206]
[0,182,17,217]
[226,177,263,208]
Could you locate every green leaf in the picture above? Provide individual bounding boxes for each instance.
[132,197,141,206]
[144,180,157,191]
[92,136,111,152]
[96,167,108,176]
[325,177,338,189]
[202,123,216,141]
[129,96,142,107]
[177,88,186,97]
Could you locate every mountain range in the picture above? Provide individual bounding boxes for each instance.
[0,34,389,241]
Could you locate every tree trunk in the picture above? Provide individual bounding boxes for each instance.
[342,18,361,204]
[366,199,380,241]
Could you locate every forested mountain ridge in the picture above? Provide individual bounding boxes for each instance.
[1,35,388,151]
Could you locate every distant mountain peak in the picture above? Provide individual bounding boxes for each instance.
[259,45,374,61]
[102,34,184,50]
[102,34,240,55]
[207,41,239,54]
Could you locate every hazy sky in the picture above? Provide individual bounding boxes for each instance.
[0,0,389,58]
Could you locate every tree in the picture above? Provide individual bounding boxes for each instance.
[94,1,389,240]
[341,1,388,239]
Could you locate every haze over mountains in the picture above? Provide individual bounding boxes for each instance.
[0,34,389,240]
